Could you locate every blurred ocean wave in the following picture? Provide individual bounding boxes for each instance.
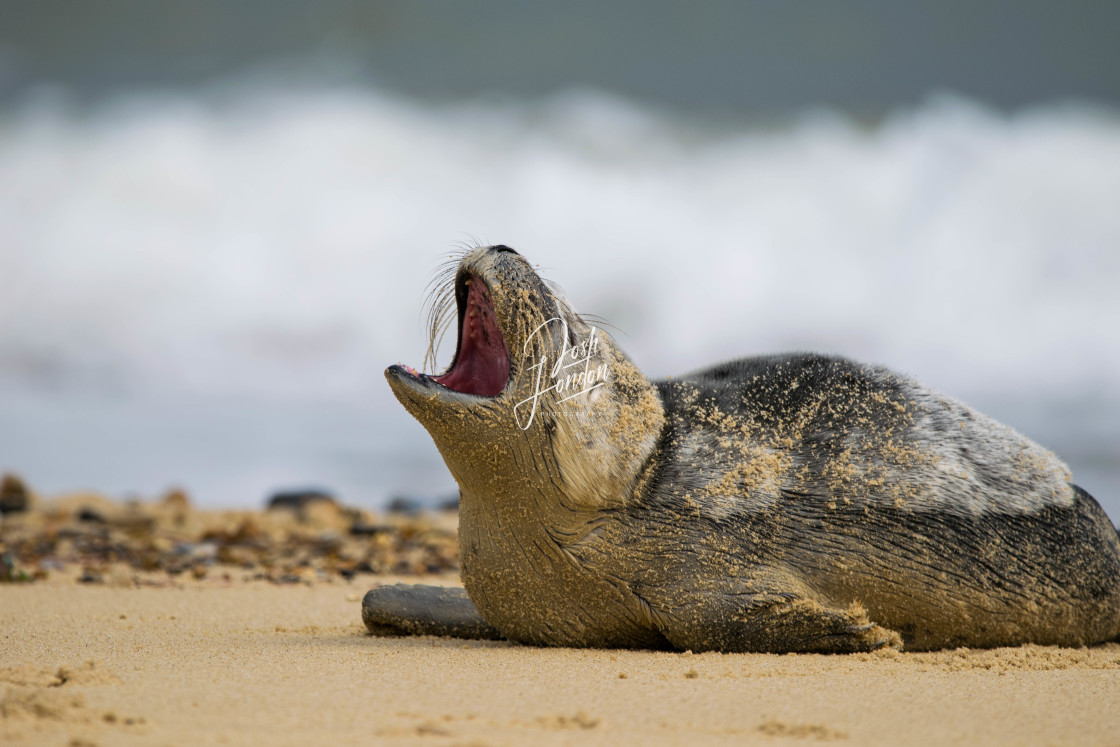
[1,85,1117,515]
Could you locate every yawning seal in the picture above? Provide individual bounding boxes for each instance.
[366,245,1120,653]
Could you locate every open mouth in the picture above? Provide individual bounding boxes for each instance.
[422,274,510,397]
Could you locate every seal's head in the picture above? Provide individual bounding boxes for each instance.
[386,245,665,513]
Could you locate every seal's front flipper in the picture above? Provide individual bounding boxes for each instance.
[655,594,902,654]
[746,600,903,654]
[362,584,503,640]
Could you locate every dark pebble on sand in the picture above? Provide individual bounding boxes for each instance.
[385,496,424,514]
[0,474,30,514]
[1,488,462,584]
[77,507,107,524]
[266,489,336,511]
[349,522,393,537]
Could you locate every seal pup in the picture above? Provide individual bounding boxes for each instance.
[367,244,1120,653]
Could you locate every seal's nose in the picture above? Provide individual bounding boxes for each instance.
[490,245,519,256]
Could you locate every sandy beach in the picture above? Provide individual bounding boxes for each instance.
[3,490,1120,746]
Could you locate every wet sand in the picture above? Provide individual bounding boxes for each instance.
[2,489,1120,745]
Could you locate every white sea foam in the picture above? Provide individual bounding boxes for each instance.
[1,86,1117,511]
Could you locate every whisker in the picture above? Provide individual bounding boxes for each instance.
[421,248,468,373]
[577,313,628,341]
[418,246,619,375]
[542,279,626,340]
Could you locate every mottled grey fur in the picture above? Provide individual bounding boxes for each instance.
[585,354,1120,651]
[370,246,1120,653]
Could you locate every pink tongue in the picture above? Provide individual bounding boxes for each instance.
[433,278,509,396]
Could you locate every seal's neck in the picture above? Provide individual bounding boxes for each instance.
[450,344,665,522]
[442,344,666,644]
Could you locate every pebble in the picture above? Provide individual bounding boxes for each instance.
[77,507,107,524]
[0,478,460,584]
[266,489,336,511]
[0,474,30,515]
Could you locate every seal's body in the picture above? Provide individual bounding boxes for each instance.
[368,245,1120,652]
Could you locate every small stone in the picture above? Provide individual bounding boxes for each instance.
[266,489,336,512]
[301,500,347,529]
[228,519,263,545]
[0,473,30,514]
[79,569,104,584]
[177,542,218,561]
[77,507,106,524]
[415,720,451,737]
[349,522,392,537]
[385,496,424,514]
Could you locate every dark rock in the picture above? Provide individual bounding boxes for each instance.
[385,496,423,515]
[0,474,30,514]
[349,522,392,538]
[385,492,459,513]
[266,489,336,511]
[77,507,107,524]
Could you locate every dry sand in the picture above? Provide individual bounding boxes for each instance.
[5,573,1120,746]
[2,485,1120,745]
